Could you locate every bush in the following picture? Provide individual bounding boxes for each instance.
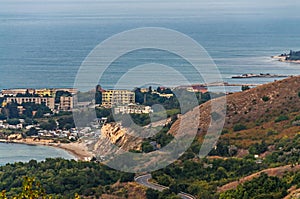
[221,129,229,135]
[7,118,20,125]
[267,130,278,136]
[0,114,6,120]
[26,127,38,136]
[262,96,270,102]
[249,141,268,155]
[142,142,155,153]
[233,124,247,132]
[294,115,300,121]
[146,189,160,199]
[275,115,289,123]
[242,85,250,91]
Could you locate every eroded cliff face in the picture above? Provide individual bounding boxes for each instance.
[93,123,143,156]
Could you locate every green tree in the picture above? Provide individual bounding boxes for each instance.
[262,96,270,102]
[233,124,247,132]
[6,102,19,119]
[142,142,155,153]
[26,127,38,136]
[241,85,250,91]
[40,119,56,130]
[146,189,159,199]
[7,118,20,125]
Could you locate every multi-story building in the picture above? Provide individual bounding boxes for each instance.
[6,97,55,111]
[2,88,78,112]
[102,90,135,107]
[1,88,78,97]
[1,89,34,97]
[59,96,73,111]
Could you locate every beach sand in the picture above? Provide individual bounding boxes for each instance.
[0,138,94,161]
[57,142,94,161]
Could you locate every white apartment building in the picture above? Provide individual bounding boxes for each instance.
[6,97,55,111]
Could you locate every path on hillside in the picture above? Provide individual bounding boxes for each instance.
[283,187,300,199]
[135,174,196,199]
[218,164,300,192]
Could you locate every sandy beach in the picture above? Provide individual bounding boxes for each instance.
[57,142,94,161]
[0,138,94,161]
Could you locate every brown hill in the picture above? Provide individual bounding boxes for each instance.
[218,164,300,192]
[169,76,300,149]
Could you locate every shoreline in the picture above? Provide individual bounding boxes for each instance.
[0,138,94,161]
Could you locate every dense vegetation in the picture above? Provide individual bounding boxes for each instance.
[0,177,81,199]
[219,172,300,199]
[0,158,134,198]
[134,87,218,112]
[141,117,177,153]
[150,157,262,198]
[1,101,52,120]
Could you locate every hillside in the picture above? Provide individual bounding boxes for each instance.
[145,76,300,198]
[170,76,300,149]
[218,164,300,192]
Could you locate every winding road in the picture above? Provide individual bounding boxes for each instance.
[135,174,196,199]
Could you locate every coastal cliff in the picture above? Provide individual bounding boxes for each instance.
[93,123,143,156]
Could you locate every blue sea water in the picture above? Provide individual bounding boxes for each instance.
[0,143,75,166]
[0,14,300,92]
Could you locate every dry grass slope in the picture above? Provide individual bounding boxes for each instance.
[169,76,300,148]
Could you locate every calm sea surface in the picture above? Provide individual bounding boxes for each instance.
[0,143,74,166]
[0,15,300,91]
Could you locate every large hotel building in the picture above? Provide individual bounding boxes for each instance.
[102,90,135,108]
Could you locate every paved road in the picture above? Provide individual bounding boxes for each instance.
[178,192,196,199]
[135,174,167,192]
[135,174,196,199]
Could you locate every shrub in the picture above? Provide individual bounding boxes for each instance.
[146,189,160,199]
[275,115,289,123]
[141,142,154,153]
[262,96,270,102]
[221,129,229,135]
[249,141,268,155]
[233,124,247,132]
[267,130,278,136]
[294,115,300,121]
[242,85,250,91]
[7,118,20,125]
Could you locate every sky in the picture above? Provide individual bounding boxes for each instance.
[1,0,299,20]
